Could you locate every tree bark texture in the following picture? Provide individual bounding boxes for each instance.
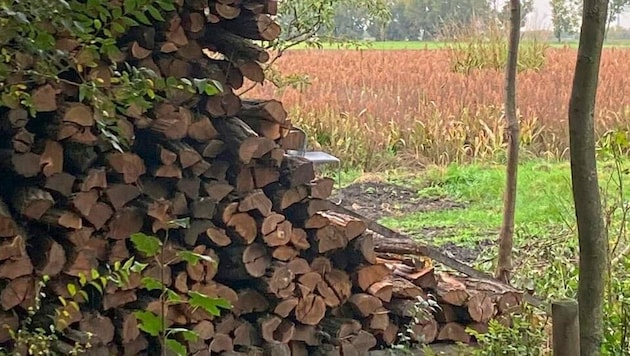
[496,0,521,283]
[568,0,608,354]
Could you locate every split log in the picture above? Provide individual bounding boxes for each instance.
[150,104,192,140]
[32,236,66,277]
[410,317,439,344]
[200,27,270,63]
[239,190,272,217]
[320,318,361,339]
[223,14,282,41]
[107,153,146,184]
[40,140,64,176]
[13,187,54,220]
[1,276,36,310]
[213,117,276,164]
[280,156,315,188]
[295,294,326,326]
[204,92,241,118]
[209,333,234,353]
[274,297,298,318]
[218,243,270,280]
[0,311,18,343]
[437,273,470,306]
[356,264,391,292]
[238,100,287,124]
[0,199,17,238]
[233,289,269,315]
[467,293,497,323]
[351,330,378,354]
[79,313,115,346]
[437,322,471,343]
[348,293,383,318]
[259,315,295,343]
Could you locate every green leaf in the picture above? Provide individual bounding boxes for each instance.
[188,291,232,317]
[146,5,164,21]
[141,276,163,291]
[179,251,217,267]
[79,273,87,287]
[120,16,139,27]
[78,290,89,301]
[93,19,102,30]
[130,232,162,257]
[124,0,137,14]
[157,0,176,11]
[212,80,224,93]
[134,310,163,337]
[121,257,134,271]
[167,289,183,303]
[168,328,198,342]
[111,21,126,35]
[100,276,108,288]
[133,10,151,25]
[178,251,200,265]
[66,283,77,297]
[204,83,221,96]
[112,7,123,18]
[165,338,187,356]
[167,217,190,229]
[165,76,178,87]
[89,280,103,294]
[131,261,148,273]
[91,268,100,280]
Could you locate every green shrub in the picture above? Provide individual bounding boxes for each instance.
[467,309,547,356]
[441,20,548,74]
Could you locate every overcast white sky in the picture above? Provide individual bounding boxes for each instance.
[515,0,630,29]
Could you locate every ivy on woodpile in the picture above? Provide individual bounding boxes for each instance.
[0,0,221,151]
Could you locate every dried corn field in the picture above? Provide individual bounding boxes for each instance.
[247,48,630,168]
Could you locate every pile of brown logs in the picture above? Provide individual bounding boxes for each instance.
[0,0,525,354]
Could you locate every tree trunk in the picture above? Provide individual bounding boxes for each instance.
[568,0,608,354]
[495,0,521,283]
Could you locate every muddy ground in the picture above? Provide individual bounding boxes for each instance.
[337,181,490,264]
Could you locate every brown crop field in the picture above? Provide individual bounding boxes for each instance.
[247,48,630,169]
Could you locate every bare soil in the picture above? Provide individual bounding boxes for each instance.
[338,181,464,220]
[338,181,489,264]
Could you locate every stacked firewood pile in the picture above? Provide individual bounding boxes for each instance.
[0,0,525,354]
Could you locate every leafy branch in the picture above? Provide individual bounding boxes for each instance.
[130,221,232,356]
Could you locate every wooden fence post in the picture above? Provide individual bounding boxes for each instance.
[552,299,579,356]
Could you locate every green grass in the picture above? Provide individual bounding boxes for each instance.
[376,161,576,246]
[288,39,630,51]
[336,157,630,299]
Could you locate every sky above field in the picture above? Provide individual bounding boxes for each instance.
[516,0,630,29]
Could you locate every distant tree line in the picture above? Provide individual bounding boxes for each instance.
[326,0,630,41]
[329,0,534,41]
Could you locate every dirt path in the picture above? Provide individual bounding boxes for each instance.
[338,181,489,264]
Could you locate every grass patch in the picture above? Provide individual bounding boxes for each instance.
[378,160,575,246]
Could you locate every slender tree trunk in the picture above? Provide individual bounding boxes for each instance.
[568,0,608,354]
[495,0,521,283]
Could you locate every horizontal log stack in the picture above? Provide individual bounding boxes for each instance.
[0,0,525,354]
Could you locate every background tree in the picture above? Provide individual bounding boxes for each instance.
[607,0,630,36]
[336,0,495,41]
[550,0,581,42]
[567,0,608,353]
[499,0,534,28]
[496,0,521,283]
